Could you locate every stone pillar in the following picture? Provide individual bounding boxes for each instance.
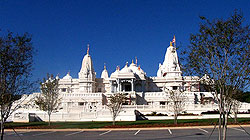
[131,79,134,92]
[110,80,114,93]
[118,79,120,92]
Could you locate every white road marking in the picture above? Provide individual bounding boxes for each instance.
[5,132,15,136]
[99,130,111,136]
[6,131,30,136]
[199,128,209,133]
[17,134,23,136]
[32,131,56,136]
[230,127,245,132]
[134,130,140,135]
[65,131,83,136]
[168,129,172,134]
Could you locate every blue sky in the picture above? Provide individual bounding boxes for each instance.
[1,0,250,84]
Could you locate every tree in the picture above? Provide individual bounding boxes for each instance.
[35,74,60,126]
[106,93,126,125]
[168,89,187,125]
[183,11,250,140]
[0,32,34,140]
[230,99,241,123]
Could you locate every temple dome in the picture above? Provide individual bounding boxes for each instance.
[120,63,133,73]
[129,63,145,75]
[110,67,120,78]
[63,72,72,79]
[128,62,146,80]
[129,62,137,72]
[101,65,109,79]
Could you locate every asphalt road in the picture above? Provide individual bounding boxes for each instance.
[3,127,250,140]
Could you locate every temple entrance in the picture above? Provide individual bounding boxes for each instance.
[122,82,132,91]
[125,84,131,91]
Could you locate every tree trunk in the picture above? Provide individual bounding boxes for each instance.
[112,117,115,125]
[48,113,51,126]
[0,120,4,140]
[223,112,229,140]
[218,113,222,140]
[218,99,224,140]
[218,90,224,140]
[174,114,178,125]
[234,112,237,123]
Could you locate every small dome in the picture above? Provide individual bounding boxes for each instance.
[101,65,109,79]
[128,63,137,73]
[129,62,137,70]
[110,67,120,78]
[63,72,72,79]
[120,63,133,73]
[129,62,145,75]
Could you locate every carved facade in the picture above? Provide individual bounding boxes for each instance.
[57,41,209,110]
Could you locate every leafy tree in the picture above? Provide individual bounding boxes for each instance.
[35,74,60,126]
[167,89,187,125]
[106,93,126,125]
[0,32,34,140]
[183,11,250,140]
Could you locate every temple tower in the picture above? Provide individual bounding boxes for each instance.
[78,44,96,93]
[157,42,182,77]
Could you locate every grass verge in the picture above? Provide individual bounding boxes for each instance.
[5,118,250,129]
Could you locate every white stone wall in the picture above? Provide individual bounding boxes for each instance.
[11,103,250,122]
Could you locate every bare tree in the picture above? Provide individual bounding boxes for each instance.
[168,89,187,125]
[230,99,241,123]
[0,32,34,140]
[106,93,126,125]
[183,11,250,140]
[35,74,60,126]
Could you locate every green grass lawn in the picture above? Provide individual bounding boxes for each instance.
[5,118,250,129]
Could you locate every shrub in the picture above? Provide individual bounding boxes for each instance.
[201,110,219,114]
[145,112,168,116]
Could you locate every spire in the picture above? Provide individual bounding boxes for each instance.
[172,35,176,47]
[104,63,106,70]
[170,41,173,46]
[116,65,120,71]
[87,44,90,54]
[126,62,128,66]
[172,35,176,43]
[132,59,134,64]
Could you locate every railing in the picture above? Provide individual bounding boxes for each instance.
[62,93,103,97]
[65,103,250,113]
